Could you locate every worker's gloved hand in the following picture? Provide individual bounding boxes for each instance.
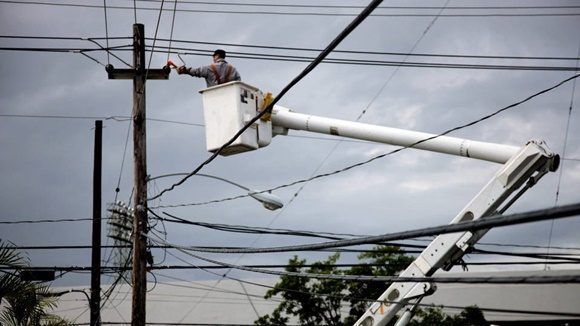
[177,66,187,74]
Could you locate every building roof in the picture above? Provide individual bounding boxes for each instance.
[52,269,580,325]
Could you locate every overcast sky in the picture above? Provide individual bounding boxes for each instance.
[1,0,580,320]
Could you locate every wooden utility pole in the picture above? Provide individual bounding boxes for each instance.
[131,23,148,326]
[91,120,102,326]
[107,23,168,326]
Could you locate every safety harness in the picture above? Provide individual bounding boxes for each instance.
[209,64,234,85]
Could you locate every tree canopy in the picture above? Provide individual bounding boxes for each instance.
[254,245,488,326]
[0,241,72,326]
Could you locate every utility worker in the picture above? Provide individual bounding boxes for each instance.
[177,49,241,87]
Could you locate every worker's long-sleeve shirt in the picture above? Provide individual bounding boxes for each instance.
[185,58,241,87]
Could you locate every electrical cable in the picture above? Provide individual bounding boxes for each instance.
[84,38,133,67]
[114,288,281,303]
[0,113,203,126]
[152,213,580,259]
[149,36,580,61]
[137,249,580,319]
[2,1,580,17]
[100,247,133,311]
[143,0,165,82]
[130,1,580,11]
[80,52,107,67]
[5,244,578,263]
[472,248,580,263]
[158,212,363,240]
[0,217,94,224]
[151,72,580,208]
[0,45,129,52]
[477,241,580,251]
[156,237,580,285]
[154,46,580,71]
[266,0,449,242]
[114,117,132,203]
[545,41,580,270]
[154,272,278,301]
[147,271,158,292]
[148,0,386,201]
[161,2,387,316]
[147,203,580,254]
[4,259,578,274]
[133,0,137,23]
[0,35,129,41]
[145,242,580,323]
[239,280,261,319]
[103,0,110,64]
[3,41,580,71]
[81,323,290,326]
[4,35,580,62]
[166,0,178,63]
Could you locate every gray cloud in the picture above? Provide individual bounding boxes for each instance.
[1,0,579,298]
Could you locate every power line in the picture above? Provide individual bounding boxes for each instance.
[0,217,95,224]
[149,37,580,61]
[103,0,110,64]
[0,113,203,126]
[149,73,580,208]
[0,35,130,41]
[261,0,449,247]
[472,248,580,263]
[136,274,284,302]
[154,250,580,319]
[16,217,382,252]
[166,0,178,63]
[0,46,130,53]
[147,203,580,254]
[5,44,579,71]
[80,52,107,67]
[134,1,580,11]
[153,46,580,71]
[1,112,576,162]
[152,72,580,208]
[546,40,580,270]
[83,322,290,326]
[5,34,580,61]
[3,259,579,274]
[154,213,580,254]
[5,244,579,263]
[148,0,385,201]
[3,36,580,71]
[2,1,580,17]
[158,243,580,285]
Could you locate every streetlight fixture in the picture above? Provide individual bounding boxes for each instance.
[147,173,284,211]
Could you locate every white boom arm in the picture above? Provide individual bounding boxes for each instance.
[270,107,559,326]
[199,82,559,325]
[271,106,519,164]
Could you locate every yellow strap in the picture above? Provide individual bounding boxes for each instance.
[260,92,274,121]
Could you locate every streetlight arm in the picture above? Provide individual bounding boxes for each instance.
[148,173,249,191]
[147,173,282,210]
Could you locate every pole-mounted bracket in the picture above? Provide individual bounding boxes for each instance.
[106,64,170,80]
